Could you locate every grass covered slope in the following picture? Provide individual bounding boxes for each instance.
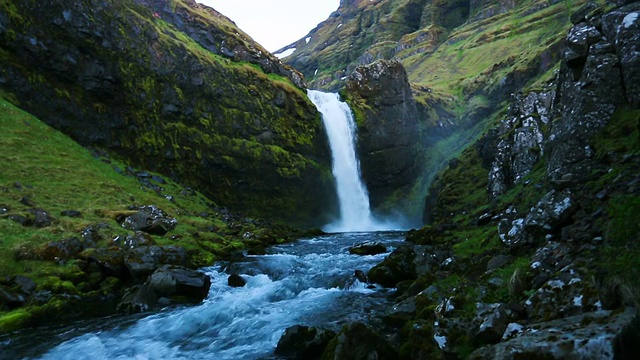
[0,96,308,333]
[0,0,334,226]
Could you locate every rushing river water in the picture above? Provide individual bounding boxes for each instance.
[2,231,405,360]
[0,90,409,360]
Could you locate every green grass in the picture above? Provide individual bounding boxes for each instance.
[0,94,293,284]
[405,0,584,98]
[0,94,310,331]
[593,105,640,158]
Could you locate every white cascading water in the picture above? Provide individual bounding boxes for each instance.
[308,90,384,232]
[11,232,406,360]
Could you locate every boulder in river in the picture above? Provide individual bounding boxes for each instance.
[118,265,211,313]
[227,274,246,287]
[348,242,387,256]
[321,322,398,360]
[275,325,336,359]
[368,245,417,287]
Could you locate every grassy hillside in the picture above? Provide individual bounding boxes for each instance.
[0,95,307,332]
[0,0,334,226]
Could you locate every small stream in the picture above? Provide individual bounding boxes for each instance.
[3,231,405,360]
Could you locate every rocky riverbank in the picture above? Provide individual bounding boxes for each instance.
[274,2,640,358]
[0,97,319,333]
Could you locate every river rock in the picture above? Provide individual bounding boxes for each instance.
[120,205,177,235]
[124,245,188,282]
[11,275,36,295]
[368,245,417,287]
[348,242,387,256]
[0,286,26,310]
[321,322,398,360]
[227,274,246,287]
[81,247,127,279]
[0,275,36,310]
[383,296,417,327]
[118,265,211,313]
[354,269,369,283]
[275,325,336,359]
[470,308,638,359]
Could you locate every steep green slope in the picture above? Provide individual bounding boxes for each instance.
[0,95,311,332]
[0,0,335,226]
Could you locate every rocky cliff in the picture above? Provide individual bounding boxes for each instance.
[341,60,422,215]
[375,2,640,358]
[0,0,335,225]
[282,0,588,220]
[272,2,640,358]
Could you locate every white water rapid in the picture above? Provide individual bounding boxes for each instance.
[308,90,397,232]
[3,232,405,360]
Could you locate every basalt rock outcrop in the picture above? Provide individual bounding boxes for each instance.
[0,0,334,225]
[342,60,422,211]
[369,2,640,358]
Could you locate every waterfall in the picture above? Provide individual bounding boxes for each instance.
[308,90,386,232]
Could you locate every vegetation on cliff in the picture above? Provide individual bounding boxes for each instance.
[0,95,317,332]
[0,0,338,336]
[284,0,597,220]
[0,0,335,226]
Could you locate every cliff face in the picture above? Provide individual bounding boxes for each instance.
[0,0,335,225]
[279,0,471,91]
[386,2,640,358]
[282,0,588,220]
[341,60,422,215]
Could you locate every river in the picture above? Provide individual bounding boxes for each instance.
[2,231,405,359]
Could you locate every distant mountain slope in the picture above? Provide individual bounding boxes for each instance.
[281,0,593,219]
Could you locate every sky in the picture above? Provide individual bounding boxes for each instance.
[198,0,340,52]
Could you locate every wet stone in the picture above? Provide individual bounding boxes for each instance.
[348,242,387,256]
[228,274,246,287]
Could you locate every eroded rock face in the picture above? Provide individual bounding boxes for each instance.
[548,2,640,187]
[470,308,637,360]
[488,92,553,201]
[343,60,422,210]
[0,0,334,225]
